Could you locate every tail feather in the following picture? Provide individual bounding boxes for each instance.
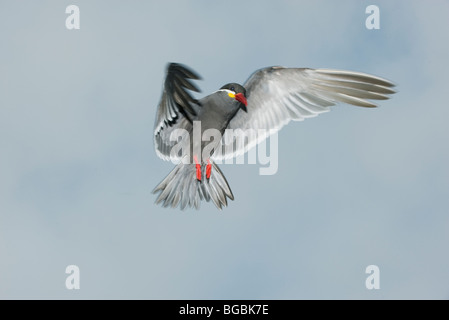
[204,180,222,209]
[212,163,234,200]
[153,160,234,210]
[180,173,191,210]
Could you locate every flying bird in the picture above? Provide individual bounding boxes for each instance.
[153,63,395,210]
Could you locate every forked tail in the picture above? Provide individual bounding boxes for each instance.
[153,160,234,210]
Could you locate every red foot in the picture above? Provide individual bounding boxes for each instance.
[206,159,211,179]
[194,156,201,181]
[196,164,201,181]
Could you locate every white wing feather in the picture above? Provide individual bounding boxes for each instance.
[213,67,395,160]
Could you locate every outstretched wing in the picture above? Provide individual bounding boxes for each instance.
[214,67,396,160]
[154,63,202,161]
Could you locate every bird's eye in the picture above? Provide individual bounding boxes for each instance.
[230,86,235,92]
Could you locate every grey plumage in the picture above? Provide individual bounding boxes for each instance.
[154,159,234,210]
[216,67,396,160]
[153,63,396,210]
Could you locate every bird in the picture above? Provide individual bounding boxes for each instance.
[153,63,395,210]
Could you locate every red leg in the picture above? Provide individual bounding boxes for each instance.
[193,155,201,181]
[206,159,212,179]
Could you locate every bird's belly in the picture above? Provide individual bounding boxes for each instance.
[189,118,228,164]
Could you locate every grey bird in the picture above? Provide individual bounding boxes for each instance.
[153,63,395,210]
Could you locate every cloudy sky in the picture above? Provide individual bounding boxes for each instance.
[1,0,448,299]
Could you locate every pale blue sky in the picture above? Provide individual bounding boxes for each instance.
[1,1,448,299]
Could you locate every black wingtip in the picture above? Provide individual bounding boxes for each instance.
[167,62,202,80]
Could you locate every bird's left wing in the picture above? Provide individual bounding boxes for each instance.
[213,67,395,160]
[154,63,202,161]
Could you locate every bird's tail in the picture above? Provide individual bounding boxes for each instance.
[153,160,234,210]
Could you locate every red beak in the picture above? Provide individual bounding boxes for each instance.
[234,93,248,112]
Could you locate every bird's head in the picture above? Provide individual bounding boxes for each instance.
[219,83,248,112]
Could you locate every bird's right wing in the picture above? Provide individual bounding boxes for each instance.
[154,63,202,161]
[214,67,395,160]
